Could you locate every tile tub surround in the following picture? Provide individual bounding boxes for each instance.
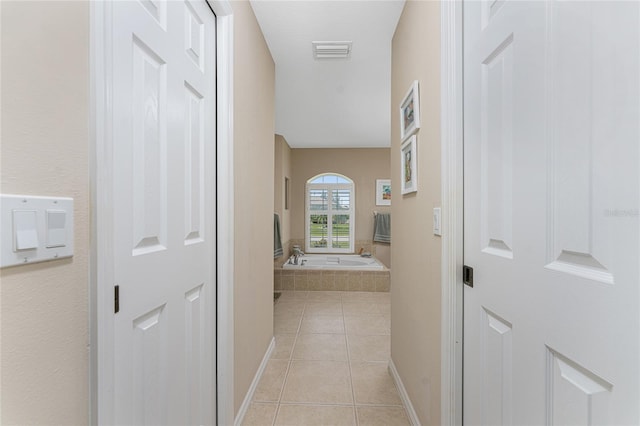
[274,269,390,292]
[241,291,410,426]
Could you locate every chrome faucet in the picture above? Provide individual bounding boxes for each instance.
[291,247,305,265]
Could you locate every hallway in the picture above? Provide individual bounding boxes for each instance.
[242,291,410,425]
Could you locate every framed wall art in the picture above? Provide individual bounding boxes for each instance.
[399,80,420,141]
[400,135,417,195]
[376,179,391,206]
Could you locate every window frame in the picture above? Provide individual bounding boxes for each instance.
[305,174,355,253]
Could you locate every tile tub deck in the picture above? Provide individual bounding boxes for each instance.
[274,267,390,293]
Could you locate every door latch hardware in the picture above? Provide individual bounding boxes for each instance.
[114,285,120,313]
[463,265,474,287]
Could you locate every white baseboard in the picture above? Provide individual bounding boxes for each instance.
[388,358,422,426]
[234,337,275,426]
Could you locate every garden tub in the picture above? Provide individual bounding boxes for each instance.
[282,254,385,271]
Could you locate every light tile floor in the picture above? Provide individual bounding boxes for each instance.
[242,291,411,426]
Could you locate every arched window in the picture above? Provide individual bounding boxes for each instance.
[305,173,355,253]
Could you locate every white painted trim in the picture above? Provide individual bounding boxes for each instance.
[210,1,235,425]
[234,338,275,426]
[0,1,2,416]
[388,359,421,426]
[91,1,116,423]
[440,1,464,426]
[89,3,104,423]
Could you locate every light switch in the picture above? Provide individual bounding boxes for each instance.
[2,194,74,268]
[46,210,67,248]
[433,207,442,236]
[13,210,39,251]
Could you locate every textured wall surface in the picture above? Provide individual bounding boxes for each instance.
[233,0,276,416]
[0,1,90,424]
[390,1,442,424]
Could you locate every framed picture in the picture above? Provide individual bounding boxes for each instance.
[376,179,391,206]
[400,136,417,194]
[399,80,420,141]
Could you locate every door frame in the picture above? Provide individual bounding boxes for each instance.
[89,1,236,424]
[440,1,464,425]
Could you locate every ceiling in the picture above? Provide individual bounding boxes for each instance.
[250,0,406,148]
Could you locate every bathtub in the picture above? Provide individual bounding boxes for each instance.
[282,254,385,271]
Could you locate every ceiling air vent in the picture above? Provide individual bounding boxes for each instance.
[312,41,352,60]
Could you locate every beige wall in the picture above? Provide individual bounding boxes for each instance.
[390,1,442,424]
[233,0,276,416]
[274,134,292,262]
[0,1,90,424]
[290,148,391,267]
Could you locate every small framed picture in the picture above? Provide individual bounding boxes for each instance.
[376,179,391,206]
[399,80,420,141]
[400,136,417,195]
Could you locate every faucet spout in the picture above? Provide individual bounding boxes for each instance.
[292,246,304,265]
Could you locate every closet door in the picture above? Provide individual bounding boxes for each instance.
[110,1,217,424]
[463,1,639,424]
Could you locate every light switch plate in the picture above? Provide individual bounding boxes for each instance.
[1,194,74,268]
[433,207,442,236]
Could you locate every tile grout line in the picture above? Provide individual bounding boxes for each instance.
[275,402,357,407]
[342,292,360,426]
[270,295,306,426]
[280,300,307,423]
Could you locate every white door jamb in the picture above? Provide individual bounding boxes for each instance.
[90,2,115,423]
[440,1,464,425]
[210,1,235,425]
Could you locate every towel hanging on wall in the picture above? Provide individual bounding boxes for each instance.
[274,213,283,258]
[373,212,391,243]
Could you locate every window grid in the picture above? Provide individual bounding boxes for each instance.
[306,174,354,253]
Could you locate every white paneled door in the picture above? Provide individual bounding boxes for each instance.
[463,1,639,424]
[111,1,216,424]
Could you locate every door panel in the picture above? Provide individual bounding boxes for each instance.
[130,36,168,255]
[111,1,216,424]
[480,308,513,425]
[184,82,205,245]
[463,1,639,424]
[131,305,167,425]
[185,283,206,423]
[480,33,514,259]
[546,347,612,425]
